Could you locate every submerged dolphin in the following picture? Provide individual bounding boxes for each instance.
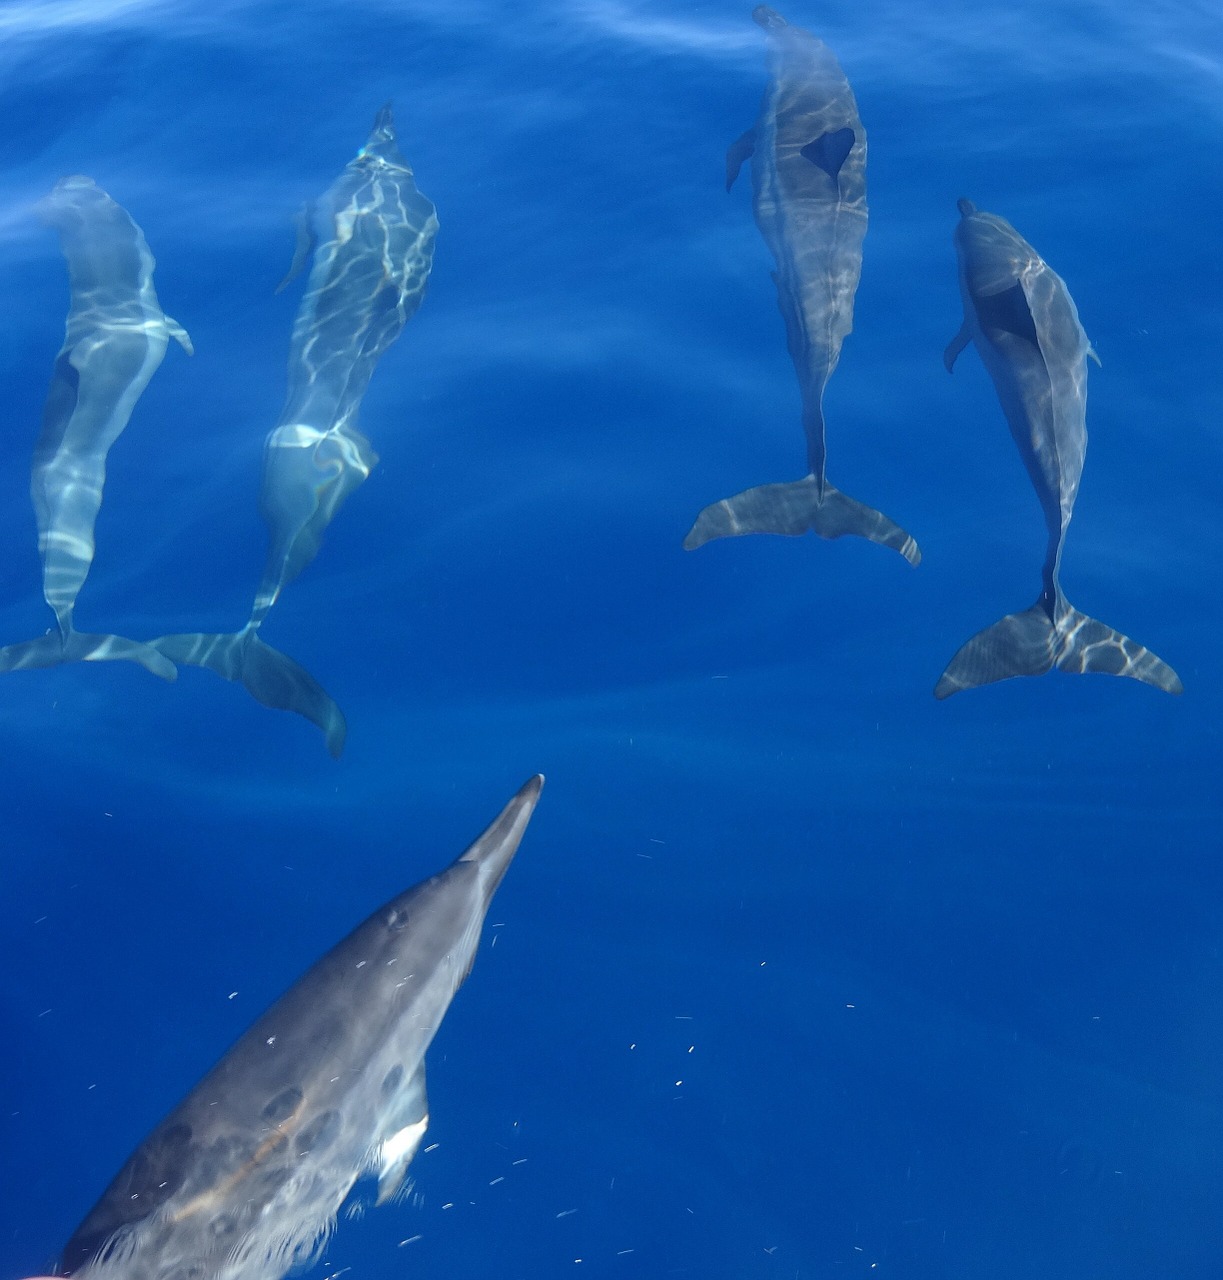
[49,775,542,1280]
[148,104,439,756]
[0,177,191,680]
[936,199,1180,698]
[684,5,918,564]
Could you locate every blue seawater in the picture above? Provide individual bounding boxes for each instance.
[1,1,1220,1277]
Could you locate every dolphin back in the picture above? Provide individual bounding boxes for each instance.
[57,778,543,1280]
[935,597,1182,698]
[684,474,920,564]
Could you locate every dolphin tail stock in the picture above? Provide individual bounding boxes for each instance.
[0,629,177,680]
[934,597,1183,699]
[149,628,347,757]
[683,473,921,565]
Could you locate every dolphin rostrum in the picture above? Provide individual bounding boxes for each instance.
[148,104,439,756]
[683,5,919,564]
[936,199,1180,698]
[50,775,542,1280]
[0,177,191,680]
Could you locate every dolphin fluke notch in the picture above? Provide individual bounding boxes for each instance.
[148,629,346,756]
[683,474,921,565]
[0,630,176,681]
[935,598,1183,699]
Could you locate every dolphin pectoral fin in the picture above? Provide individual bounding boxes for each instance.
[0,630,177,680]
[683,475,920,565]
[375,1064,429,1206]
[725,127,756,192]
[1055,607,1182,693]
[935,604,1058,698]
[1087,344,1102,367]
[148,630,347,755]
[275,203,317,294]
[164,315,193,355]
[935,600,1183,698]
[943,321,971,372]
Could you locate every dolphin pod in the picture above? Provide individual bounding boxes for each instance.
[684,5,919,565]
[147,103,439,757]
[936,200,1181,698]
[0,177,191,680]
[45,777,542,1280]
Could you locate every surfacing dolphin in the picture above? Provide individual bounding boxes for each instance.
[936,199,1180,698]
[0,177,191,680]
[49,775,542,1280]
[684,5,919,564]
[148,104,439,756]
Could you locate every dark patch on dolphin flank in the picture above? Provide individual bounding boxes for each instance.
[800,128,855,181]
[381,1064,405,1097]
[261,1087,304,1125]
[295,1111,341,1157]
[976,281,1040,349]
[59,1122,194,1273]
[38,352,81,450]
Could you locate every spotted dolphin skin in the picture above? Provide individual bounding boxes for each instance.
[684,5,919,564]
[149,104,439,756]
[47,776,542,1280]
[0,177,191,680]
[936,200,1180,698]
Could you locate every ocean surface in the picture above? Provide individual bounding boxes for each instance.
[1,1,1220,1277]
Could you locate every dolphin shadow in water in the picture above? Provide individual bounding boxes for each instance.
[148,103,439,757]
[0,177,191,681]
[47,776,542,1280]
[684,5,919,565]
[936,199,1180,698]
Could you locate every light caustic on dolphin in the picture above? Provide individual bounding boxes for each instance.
[936,199,1180,698]
[0,177,191,680]
[684,5,919,564]
[23,776,542,1280]
[148,103,439,757]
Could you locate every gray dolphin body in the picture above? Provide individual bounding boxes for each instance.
[684,5,919,564]
[57,776,542,1280]
[936,200,1180,698]
[0,177,191,680]
[149,105,439,756]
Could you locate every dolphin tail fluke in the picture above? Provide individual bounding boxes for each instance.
[0,630,177,680]
[683,474,920,565]
[149,630,347,756]
[934,600,1183,699]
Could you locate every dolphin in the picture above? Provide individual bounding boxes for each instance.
[936,199,1180,698]
[46,775,542,1280]
[683,5,919,564]
[0,176,191,681]
[148,104,439,756]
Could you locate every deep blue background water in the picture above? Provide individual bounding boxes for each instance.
[1,1,1221,1277]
